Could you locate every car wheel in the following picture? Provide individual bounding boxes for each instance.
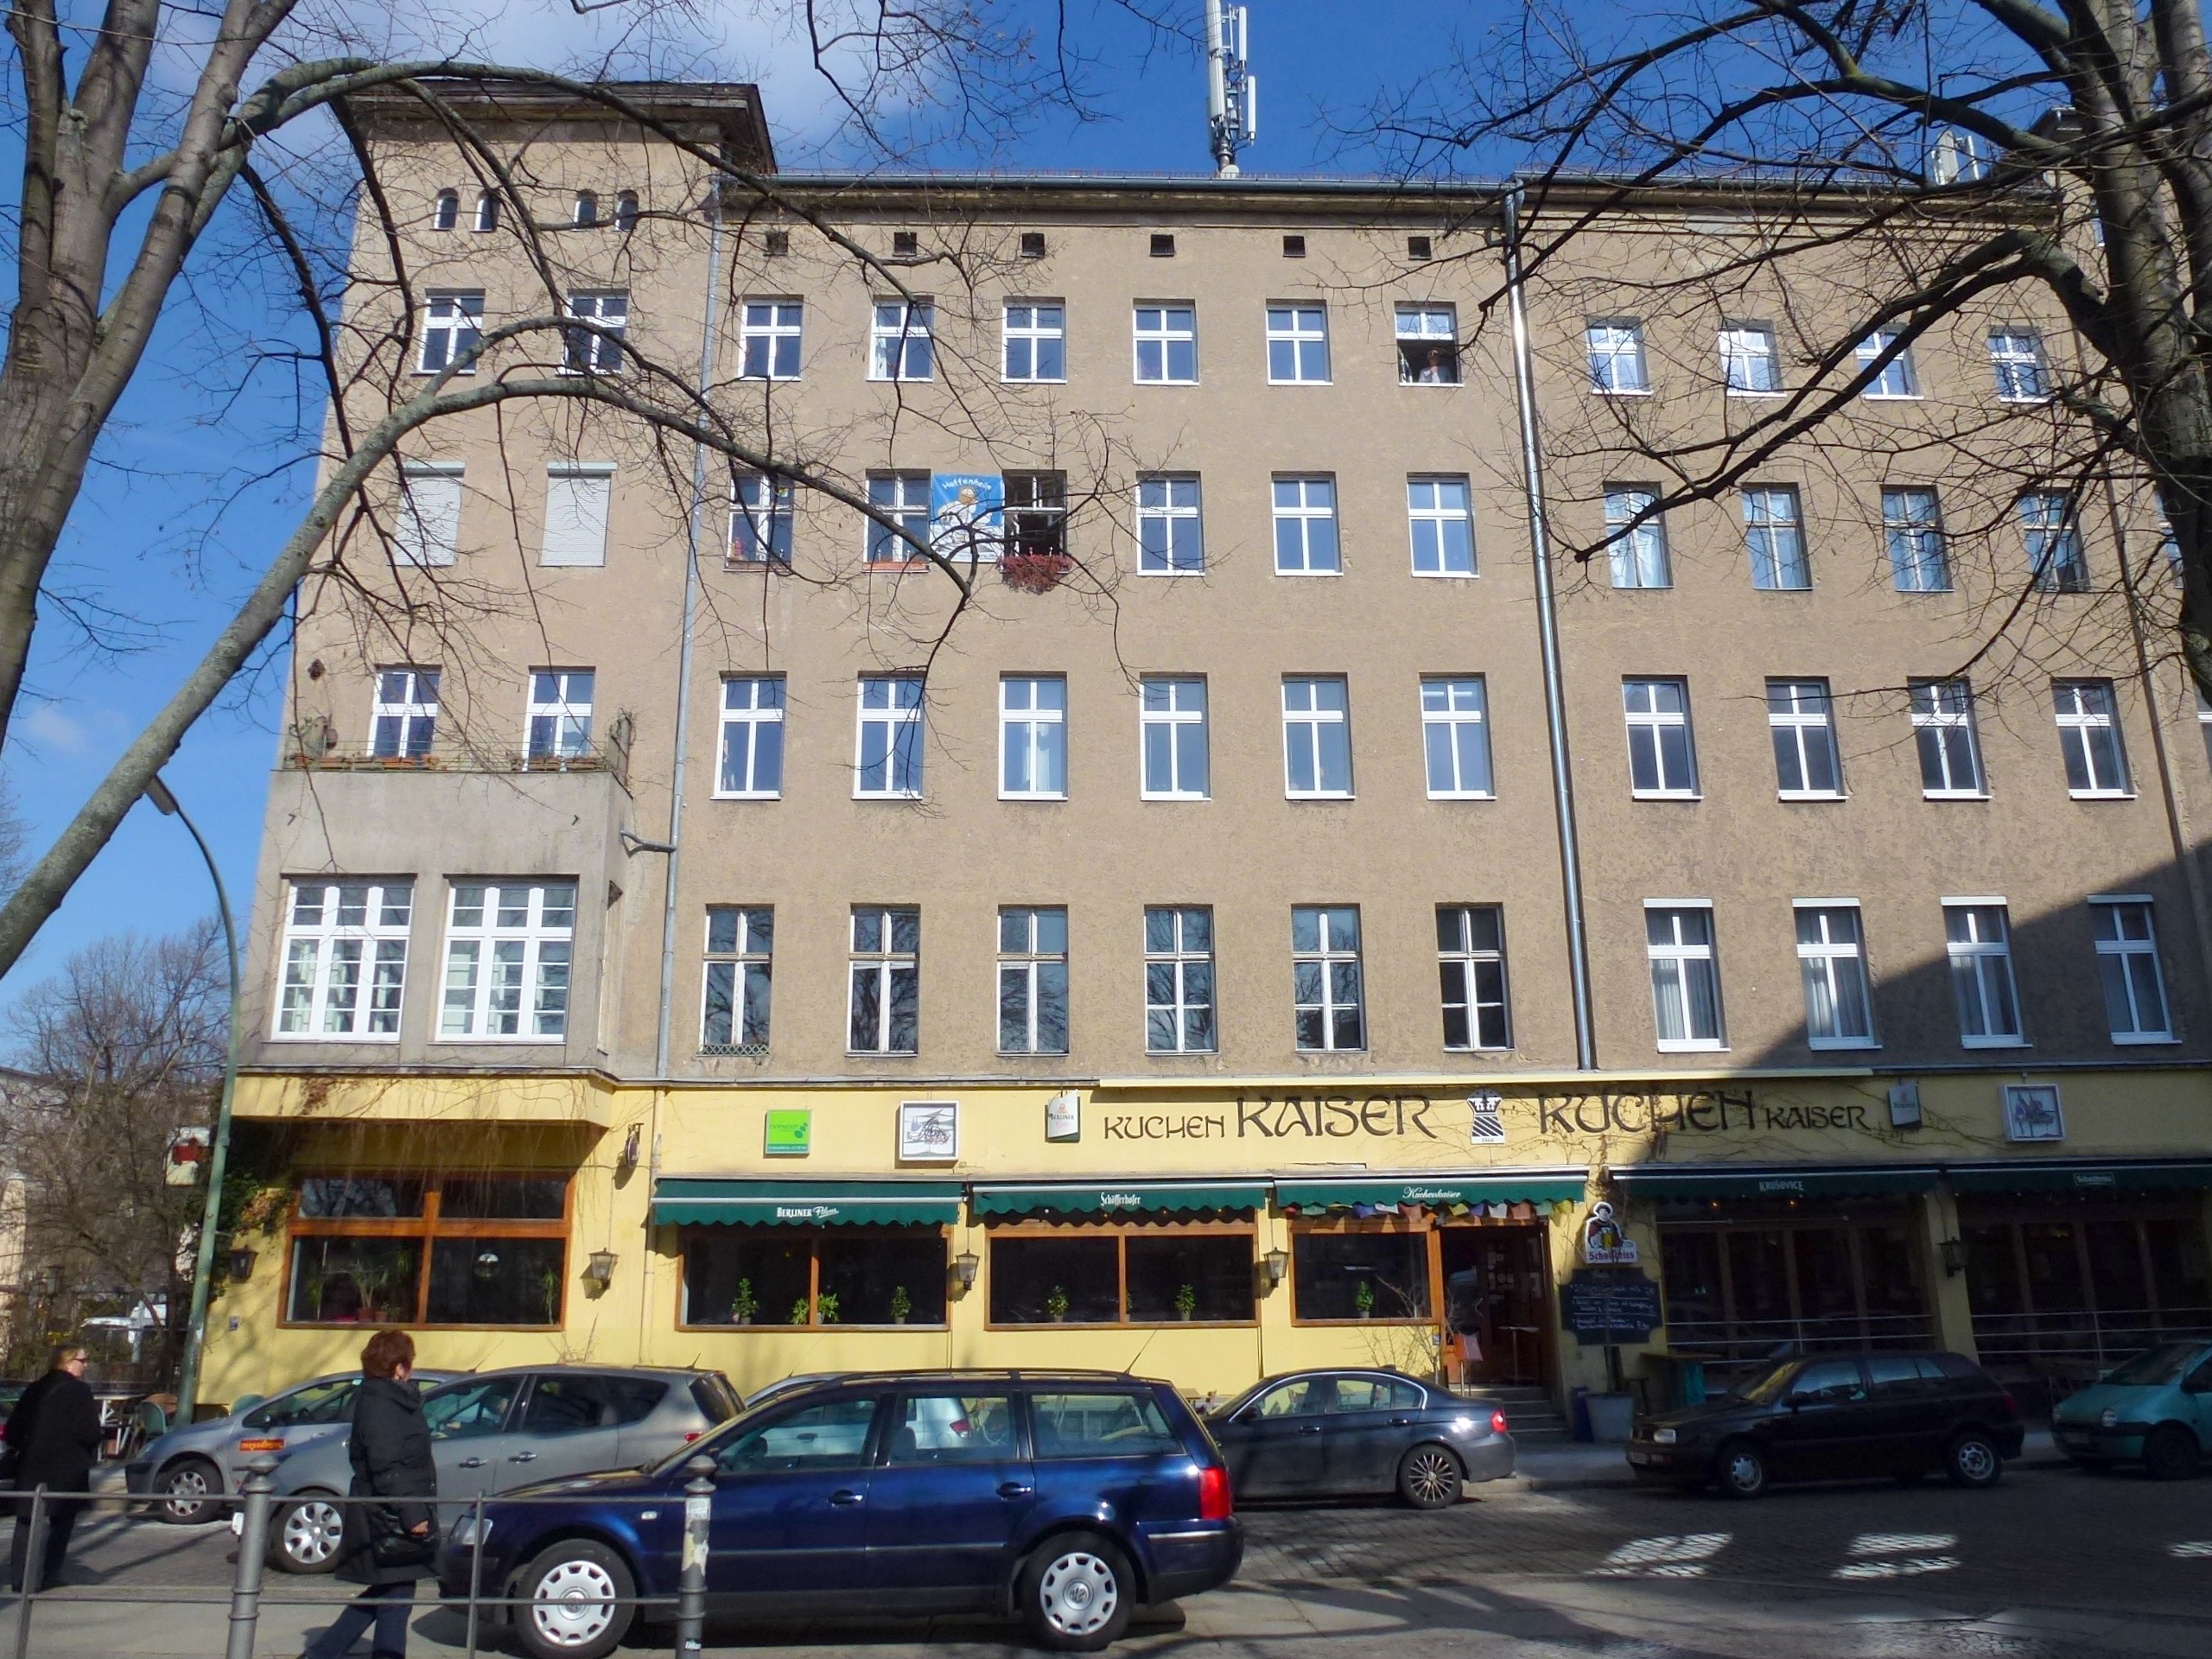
[2143,1425,2202,1482]
[1396,1444,1464,1510]
[1017,1530,1134,1653]
[512,1540,637,1659]
[156,1458,225,1525]
[273,1494,344,1574]
[1716,1440,1768,1499]
[1945,1431,2003,1489]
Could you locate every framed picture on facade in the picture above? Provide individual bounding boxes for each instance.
[898,1100,960,1162]
[2002,1084,2065,1142]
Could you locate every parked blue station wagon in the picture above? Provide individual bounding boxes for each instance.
[440,1370,1243,1656]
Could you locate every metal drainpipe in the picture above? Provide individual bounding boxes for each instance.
[654,196,723,1077]
[1502,183,1599,1071]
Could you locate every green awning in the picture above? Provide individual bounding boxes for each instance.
[1947,1160,2212,1195]
[1274,1173,1586,1211]
[1611,1164,1939,1199]
[652,1179,963,1227]
[971,1181,1269,1217]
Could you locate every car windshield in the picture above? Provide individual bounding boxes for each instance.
[2102,1342,2207,1387]
[1729,1361,1801,1403]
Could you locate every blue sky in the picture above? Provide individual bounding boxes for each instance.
[0,1,1511,1005]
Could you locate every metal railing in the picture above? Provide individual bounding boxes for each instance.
[6,1454,719,1659]
[1969,1302,2212,1377]
[1660,1311,1936,1373]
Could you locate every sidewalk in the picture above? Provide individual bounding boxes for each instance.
[1505,1430,2064,1491]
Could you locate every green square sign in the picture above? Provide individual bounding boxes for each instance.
[765,1109,812,1156]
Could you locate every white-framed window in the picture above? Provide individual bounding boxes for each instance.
[1910,678,1985,797]
[2021,492,2089,592]
[998,906,1070,1054]
[866,472,930,563]
[1719,325,1780,392]
[1857,331,1918,397]
[1001,676,1068,798]
[1884,486,1951,591]
[613,190,639,232]
[1646,905,1725,1050]
[869,300,935,381]
[1421,677,1493,798]
[716,677,785,798]
[1003,302,1066,382]
[1140,678,1209,799]
[1292,906,1364,1052]
[1282,677,1353,798]
[1768,678,1843,798]
[2092,899,2172,1042]
[541,464,613,567]
[1408,477,1475,575]
[849,906,919,1054]
[1144,906,1216,1053]
[1136,475,1204,574]
[417,291,483,374]
[855,675,925,798]
[702,906,772,1050]
[372,668,440,760]
[738,301,804,380]
[394,463,463,567]
[2055,679,2130,796]
[473,190,499,232]
[1744,486,1809,589]
[1396,303,1459,384]
[526,670,594,760]
[1795,903,1876,1048]
[1266,303,1331,383]
[1272,476,1339,574]
[432,189,460,232]
[1990,329,2047,401]
[1132,304,1198,383]
[276,881,412,1039]
[1624,678,1698,797]
[1004,472,1066,559]
[1586,321,1648,393]
[572,189,598,227]
[439,881,576,1041]
[1944,901,2023,1046]
[1605,486,1670,588]
[730,474,794,563]
[1438,905,1510,1050]
[563,291,627,372]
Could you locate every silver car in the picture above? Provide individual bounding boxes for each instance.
[264,1365,741,1573]
[125,1370,465,1525]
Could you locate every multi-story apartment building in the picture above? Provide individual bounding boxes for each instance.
[202,80,2212,1418]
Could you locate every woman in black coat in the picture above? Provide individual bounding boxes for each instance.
[304,1329,438,1659]
[5,1342,102,1592]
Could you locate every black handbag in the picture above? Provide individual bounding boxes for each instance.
[365,1503,439,1569]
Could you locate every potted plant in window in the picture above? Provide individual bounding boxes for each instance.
[1001,549,1074,593]
[1174,1283,1198,1321]
[816,1293,841,1325]
[890,1285,911,1325]
[1046,1285,1070,1323]
[1355,1280,1376,1320]
[789,1296,811,1326]
[730,1279,757,1326]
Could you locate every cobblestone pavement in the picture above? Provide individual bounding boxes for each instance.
[7,1461,2209,1656]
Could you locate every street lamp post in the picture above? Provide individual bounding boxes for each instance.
[146,774,241,1426]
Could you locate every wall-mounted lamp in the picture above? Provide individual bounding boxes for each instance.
[1262,1249,1289,1290]
[952,1251,980,1291]
[620,1124,643,1170]
[1939,1236,1968,1278]
[582,1250,619,1288]
[227,1246,257,1283]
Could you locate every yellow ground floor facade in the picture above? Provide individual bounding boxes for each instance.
[204,1066,2212,1414]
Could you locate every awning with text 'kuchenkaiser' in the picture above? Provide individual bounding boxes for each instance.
[1945,1159,2212,1195]
[969,1181,1270,1217]
[651,1179,963,1228]
[1609,1163,1940,1200]
[1273,1172,1586,1211]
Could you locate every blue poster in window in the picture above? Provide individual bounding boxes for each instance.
[931,472,1003,560]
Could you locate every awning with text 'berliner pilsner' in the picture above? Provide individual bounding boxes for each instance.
[650,1178,963,1227]
[1273,1171,1586,1211]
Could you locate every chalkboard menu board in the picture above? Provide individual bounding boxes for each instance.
[1558,1267,1663,1345]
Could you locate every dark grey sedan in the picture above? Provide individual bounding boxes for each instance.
[1205,1370,1516,1508]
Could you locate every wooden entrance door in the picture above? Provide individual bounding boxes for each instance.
[1439,1225,1552,1387]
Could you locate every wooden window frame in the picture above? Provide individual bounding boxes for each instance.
[673,1224,950,1332]
[984,1217,1258,1330]
[280,1170,570,1331]
[1286,1214,1444,1328]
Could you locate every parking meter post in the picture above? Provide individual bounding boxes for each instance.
[464,1494,486,1659]
[10,1485,48,1659]
[677,1456,714,1657]
[226,1457,277,1659]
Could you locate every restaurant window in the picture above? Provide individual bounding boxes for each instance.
[988,1225,1255,1325]
[284,1173,568,1328]
[1961,1196,2212,1372]
[1291,1227,1430,1321]
[681,1227,947,1327]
